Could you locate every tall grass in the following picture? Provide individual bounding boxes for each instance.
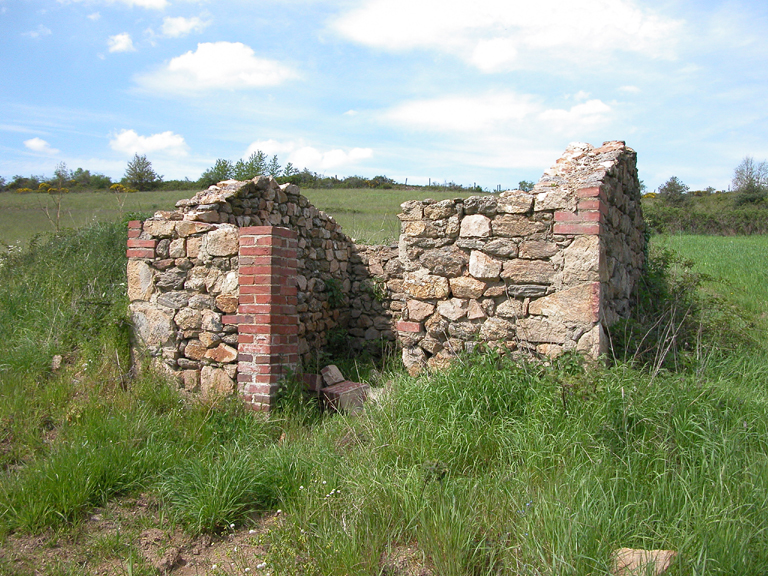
[1,222,767,574]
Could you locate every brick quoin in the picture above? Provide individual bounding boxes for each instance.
[237,226,299,411]
[126,248,155,259]
[554,210,603,223]
[553,222,602,235]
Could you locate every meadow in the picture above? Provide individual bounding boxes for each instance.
[0,188,767,574]
[0,187,480,248]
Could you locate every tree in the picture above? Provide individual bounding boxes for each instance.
[124,154,161,191]
[283,162,299,178]
[518,180,535,192]
[233,151,267,180]
[732,156,767,205]
[267,155,281,178]
[658,176,689,206]
[199,159,234,187]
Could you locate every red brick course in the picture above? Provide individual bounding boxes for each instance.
[553,222,602,235]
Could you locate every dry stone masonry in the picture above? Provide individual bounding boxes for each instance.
[127,141,644,407]
[392,141,645,374]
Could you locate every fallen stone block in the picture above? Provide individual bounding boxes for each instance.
[611,548,677,576]
[302,373,324,396]
[322,380,370,413]
[321,364,345,386]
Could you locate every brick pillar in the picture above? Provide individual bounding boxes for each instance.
[234,226,299,411]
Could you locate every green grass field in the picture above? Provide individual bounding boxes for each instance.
[1,197,767,573]
[654,234,768,328]
[0,187,482,248]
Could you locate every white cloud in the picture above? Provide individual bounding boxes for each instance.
[22,25,52,38]
[619,85,641,94]
[538,99,612,131]
[24,137,60,155]
[332,0,682,72]
[120,0,166,8]
[109,129,188,156]
[245,139,373,171]
[386,90,612,136]
[108,33,135,53]
[63,0,168,9]
[135,42,297,94]
[87,12,100,20]
[161,16,209,37]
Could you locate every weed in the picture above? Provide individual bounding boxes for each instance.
[324,277,344,309]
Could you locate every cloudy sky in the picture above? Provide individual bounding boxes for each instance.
[1,0,767,191]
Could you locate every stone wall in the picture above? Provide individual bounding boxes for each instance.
[391,141,644,374]
[127,176,392,407]
[127,141,644,407]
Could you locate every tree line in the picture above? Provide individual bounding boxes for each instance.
[643,157,768,235]
[1,151,491,195]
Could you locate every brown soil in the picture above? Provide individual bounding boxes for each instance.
[0,494,279,576]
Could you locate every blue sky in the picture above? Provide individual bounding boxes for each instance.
[1,0,767,191]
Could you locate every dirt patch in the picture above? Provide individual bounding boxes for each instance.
[0,494,279,576]
[380,544,434,576]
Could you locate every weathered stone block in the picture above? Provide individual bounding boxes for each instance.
[130,302,174,348]
[501,260,556,284]
[534,188,577,212]
[466,299,486,320]
[157,291,190,309]
[519,240,558,259]
[176,221,214,237]
[469,251,502,280]
[202,225,239,257]
[497,192,534,213]
[480,317,514,340]
[492,214,548,237]
[419,246,468,277]
[402,346,426,376]
[483,238,518,258]
[516,317,569,344]
[200,366,235,397]
[403,271,450,300]
[562,234,602,284]
[496,299,524,318]
[528,282,599,324]
[321,364,345,386]
[155,269,187,291]
[205,343,238,363]
[215,294,239,313]
[448,321,479,339]
[460,214,491,237]
[184,340,208,360]
[437,298,468,321]
[407,300,435,321]
[169,238,186,259]
[175,307,202,330]
[449,276,486,299]
[127,259,155,301]
[143,220,176,238]
[423,199,457,220]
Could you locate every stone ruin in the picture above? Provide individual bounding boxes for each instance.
[127,141,645,409]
